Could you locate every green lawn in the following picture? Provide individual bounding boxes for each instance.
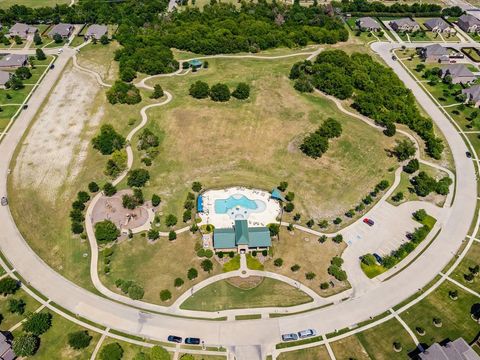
[0,288,41,330]
[0,0,69,8]
[450,240,480,294]
[98,338,161,360]
[355,318,416,360]
[330,335,371,360]
[180,277,313,311]
[0,106,20,132]
[400,282,480,347]
[223,256,241,272]
[179,355,226,360]
[361,262,386,278]
[246,254,264,270]
[278,345,330,360]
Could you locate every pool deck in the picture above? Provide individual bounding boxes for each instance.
[198,187,282,229]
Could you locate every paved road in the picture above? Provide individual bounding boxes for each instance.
[0,40,477,358]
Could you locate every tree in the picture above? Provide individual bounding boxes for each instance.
[189,81,209,99]
[210,83,230,102]
[0,277,19,295]
[103,182,117,196]
[413,209,427,222]
[278,181,288,191]
[174,278,184,287]
[169,230,177,240]
[36,48,46,61]
[33,32,42,45]
[300,132,329,159]
[187,267,198,280]
[92,124,125,155]
[192,181,202,192]
[148,229,159,241]
[317,118,342,139]
[150,346,170,360]
[95,220,120,243]
[100,35,109,45]
[393,139,416,161]
[89,181,99,192]
[403,159,419,174]
[13,334,39,356]
[151,84,164,99]
[68,330,93,349]
[332,234,343,243]
[14,35,22,44]
[127,169,150,187]
[24,312,52,335]
[15,67,31,80]
[120,66,136,82]
[284,202,294,212]
[72,222,84,234]
[100,342,124,360]
[294,77,313,93]
[128,284,145,300]
[201,259,213,273]
[152,194,161,207]
[274,258,283,267]
[267,223,280,236]
[6,75,24,90]
[291,264,300,272]
[384,122,396,137]
[8,298,26,314]
[306,272,316,280]
[232,83,250,100]
[53,33,63,43]
[392,192,404,202]
[165,214,177,227]
[159,289,172,301]
[107,81,141,105]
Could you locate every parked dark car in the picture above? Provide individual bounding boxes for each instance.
[392,55,397,61]
[373,253,383,264]
[363,218,374,226]
[466,151,472,158]
[23,104,28,109]
[185,337,200,345]
[406,232,413,240]
[1,196,7,206]
[50,64,55,69]
[168,335,182,343]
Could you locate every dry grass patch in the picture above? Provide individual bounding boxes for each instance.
[278,346,330,360]
[77,41,121,84]
[264,229,349,297]
[330,335,370,360]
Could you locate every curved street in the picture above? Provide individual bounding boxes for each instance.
[0,40,477,358]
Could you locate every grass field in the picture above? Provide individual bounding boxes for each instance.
[99,231,222,304]
[278,345,330,360]
[400,282,480,347]
[450,240,480,295]
[0,0,69,8]
[0,288,41,330]
[180,277,313,311]
[99,338,159,360]
[330,335,371,360]
[77,41,121,84]
[264,229,350,297]
[141,56,399,229]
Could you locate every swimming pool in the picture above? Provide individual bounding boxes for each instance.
[215,194,265,214]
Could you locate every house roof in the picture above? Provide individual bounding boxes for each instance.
[390,18,419,27]
[49,23,73,37]
[0,54,28,68]
[188,59,203,67]
[423,44,449,57]
[424,18,450,31]
[459,14,480,27]
[357,17,381,29]
[213,220,271,249]
[441,64,475,78]
[463,84,480,101]
[420,338,480,360]
[85,24,107,39]
[9,22,37,35]
[0,71,11,85]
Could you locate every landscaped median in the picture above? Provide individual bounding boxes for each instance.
[360,209,437,278]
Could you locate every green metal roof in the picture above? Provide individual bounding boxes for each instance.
[188,59,203,67]
[213,228,235,248]
[271,188,286,202]
[234,220,250,245]
[248,227,271,247]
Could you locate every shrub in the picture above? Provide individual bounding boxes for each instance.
[148,229,159,240]
[92,124,125,155]
[392,192,404,202]
[100,342,124,360]
[274,258,283,267]
[317,118,342,139]
[217,252,224,258]
[361,254,376,266]
[103,182,117,196]
[320,282,329,290]
[152,194,161,206]
[187,268,198,280]
[151,84,164,99]
[345,209,355,218]
[189,81,209,99]
[284,202,295,212]
[159,289,172,301]
[332,234,343,243]
[8,298,26,314]
[68,331,93,349]
[0,277,19,295]
[252,251,257,257]
[24,312,52,335]
[13,334,39,356]
[169,230,177,241]
[192,181,202,192]
[413,209,427,222]
[328,265,347,281]
[318,235,327,243]
[262,249,267,256]
[403,159,419,174]
[306,272,316,280]
[376,180,390,191]
[71,222,84,234]
[291,264,300,272]
[293,213,301,221]
[210,83,230,102]
[278,181,288,191]
[300,132,328,159]
[393,139,416,161]
[201,259,213,273]
[174,278,184,287]
[36,48,46,60]
[318,220,328,228]
[95,220,120,244]
[333,217,342,225]
[127,169,150,187]
[232,82,250,100]
[107,81,141,105]
[88,181,99,193]
[128,284,145,300]
[331,256,344,267]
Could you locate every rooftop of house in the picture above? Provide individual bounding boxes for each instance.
[356,17,381,28]
[419,338,480,360]
[213,220,271,248]
[0,71,11,85]
[463,84,480,100]
[459,13,480,26]
[424,17,451,30]
[9,22,37,34]
[0,54,28,68]
[423,44,449,57]
[85,24,108,39]
[49,23,73,36]
[441,63,475,78]
[390,18,419,27]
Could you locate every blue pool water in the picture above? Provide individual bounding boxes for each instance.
[215,195,259,214]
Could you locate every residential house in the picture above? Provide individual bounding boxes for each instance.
[458,14,480,33]
[48,23,74,39]
[0,332,15,360]
[8,23,37,39]
[420,44,450,63]
[0,71,11,89]
[213,219,271,252]
[441,64,477,84]
[424,18,455,34]
[389,18,420,32]
[85,24,108,40]
[419,338,480,360]
[0,54,28,69]
[463,84,480,107]
[356,17,382,32]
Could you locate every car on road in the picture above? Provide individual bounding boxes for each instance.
[392,55,397,61]
[406,232,413,240]
[282,333,298,342]
[1,197,7,206]
[298,329,316,339]
[363,218,374,226]
[23,104,28,109]
[373,253,383,264]
[50,64,55,70]
[167,335,182,343]
[466,151,472,158]
[185,337,200,345]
